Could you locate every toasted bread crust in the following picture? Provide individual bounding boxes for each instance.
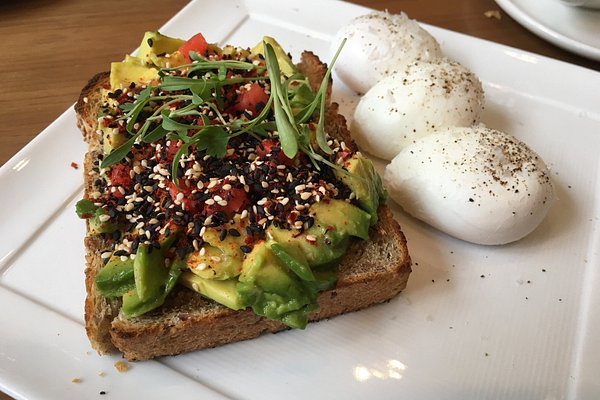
[76,52,411,360]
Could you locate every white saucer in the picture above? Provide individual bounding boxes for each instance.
[495,0,600,61]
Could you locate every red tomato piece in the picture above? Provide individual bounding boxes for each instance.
[168,181,200,214]
[108,164,132,189]
[255,139,294,166]
[179,33,208,62]
[233,84,270,114]
[165,140,181,162]
[206,185,247,217]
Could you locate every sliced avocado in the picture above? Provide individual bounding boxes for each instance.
[95,256,135,298]
[251,36,296,77]
[88,209,121,234]
[136,31,185,65]
[133,243,169,302]
[335,155,386,225]
[309,199,371,240]
[179,272,246,310]
[237,242,317,328]
[121,255,184,318]
[186,227,245,280]
[109,60,159,89]
[101,126,128,154]
[269,223,349,267]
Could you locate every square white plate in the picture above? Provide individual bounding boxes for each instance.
[1,0,600,398]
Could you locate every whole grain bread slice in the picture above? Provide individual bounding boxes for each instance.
[75,51,411,361]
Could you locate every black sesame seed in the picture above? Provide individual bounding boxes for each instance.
[147,38,153,47]
[228,228,241,237]
[240,245,252,253]
[219,229,228,241]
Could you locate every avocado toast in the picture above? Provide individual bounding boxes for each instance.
[75,32,411,360]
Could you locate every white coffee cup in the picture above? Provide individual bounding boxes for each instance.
[559,0,600,9]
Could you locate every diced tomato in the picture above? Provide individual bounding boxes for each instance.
[232,84,270,114]
[165,140,181,162]
[205,184,247,217]
[179,33,208,62]
[255,139,294,166]
[108,164,132,189]
[168,181,200,214]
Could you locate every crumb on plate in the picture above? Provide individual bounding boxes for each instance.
[114,361,130,372]
[484,10,501,20]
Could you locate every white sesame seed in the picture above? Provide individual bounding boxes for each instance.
[207,180,218,189]
[258,218,267,225]
[257,197,267,206]
[98,214,111,222]
[276,165,286,170]
[176,193,184,201]
[306,234,317,242]
[261,181,269,189]
[210,256,221,263]
[197,262,207,271]
[218,200,228,207]
[295,184,306,192]
[281,197,290,206]
[101,251,112,259]
[120,255,129,262]
[300,192,312,200]
[222,183,232,190]
[192,283,200,292]
[199,247,206,256]
[205,198,215,205]
[214,195,223,202]
[240,209,248,219]
[239,176,246,185]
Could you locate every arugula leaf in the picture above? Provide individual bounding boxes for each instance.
[118,102,136,112]
[101,133,140,169]
[194,126,230,158]
[315,38,346,155]
[142,124,168,143]
[75,198,98,219]
[264,42,299,158]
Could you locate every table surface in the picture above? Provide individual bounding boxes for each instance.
[1,0,598,398]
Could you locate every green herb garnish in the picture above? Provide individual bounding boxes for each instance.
[100,38,347,179]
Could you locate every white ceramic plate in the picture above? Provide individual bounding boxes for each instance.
[495,0,600,61]
[2,0,600,398]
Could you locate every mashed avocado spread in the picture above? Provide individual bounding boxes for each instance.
[76,32,385,328]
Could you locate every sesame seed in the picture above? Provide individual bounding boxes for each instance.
[205,198,215,205]
[98,214,111,222]
[240,209,248,219]
[261,181,269,189]
[197,263,207,270]
[199,247,206,256]
[281,197,290,206]
[257,197,268,206]
[214,195,223,202]
[217,200,228,207]
[210,256,221,263]
[306,234,317,242]
[101,251,112,259]
[222,184,232,190]
[300,192,312,200]
[295,184,306,192]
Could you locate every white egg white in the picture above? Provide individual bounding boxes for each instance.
[384,126,555,245]
[351,58,484,161]
[332,11,442,94]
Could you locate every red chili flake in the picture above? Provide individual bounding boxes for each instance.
[70,162,79,169]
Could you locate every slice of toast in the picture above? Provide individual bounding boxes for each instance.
[75,51,411,361]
